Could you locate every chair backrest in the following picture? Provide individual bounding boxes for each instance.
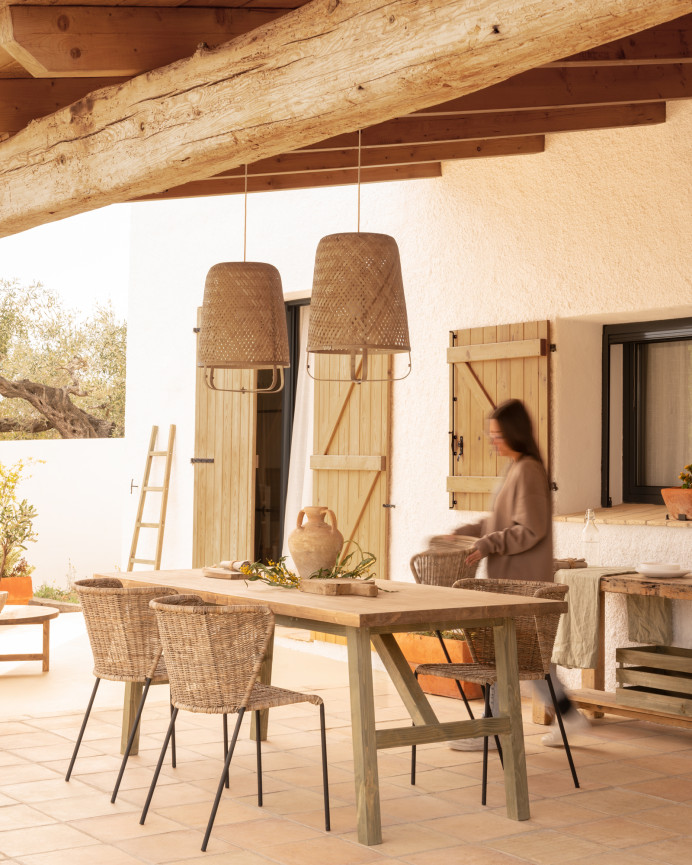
[451,578,568,675]
[409,544,478,587]
[150,595,274,714]
[75,578,178,681]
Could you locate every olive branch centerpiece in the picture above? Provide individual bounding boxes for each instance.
[240,543,377,590]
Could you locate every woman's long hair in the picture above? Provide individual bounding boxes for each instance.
[490,399,544,464]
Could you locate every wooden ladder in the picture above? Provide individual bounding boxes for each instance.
[127,425,176,571]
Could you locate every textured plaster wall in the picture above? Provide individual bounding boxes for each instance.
[125,101,692,685]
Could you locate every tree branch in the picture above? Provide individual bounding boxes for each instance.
[0,416,55,434]
[0,374,115,438]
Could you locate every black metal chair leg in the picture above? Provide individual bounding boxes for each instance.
[255,710,263,807]
[546,675,580,789]
[140,707,178,824]
[223,714,229,789]
[483,685,504,768]
[411,672,418,785]
[112,677,152,802]
[319,703,330,831]
[170,696,177,769]
[202,709,245,853]
[66,677,100,781]
[481,684,490,806]
[434,630,476,719]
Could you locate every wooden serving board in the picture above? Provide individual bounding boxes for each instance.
[202,567,246,580]
[299,578,378,597]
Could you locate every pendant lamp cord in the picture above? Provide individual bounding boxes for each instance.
[356,129,362,232]
[243,164,248,262]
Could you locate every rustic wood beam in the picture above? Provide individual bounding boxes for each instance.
[1,0,688,238]
[550,12,692,65]
[0,6,285,77]
[215,137,545,176]
[132,163,442,201]
[414,65,692,115]
[302,103,666,150]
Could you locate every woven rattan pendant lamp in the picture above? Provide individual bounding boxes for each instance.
[306,133,411,383]
[198,168,289,394]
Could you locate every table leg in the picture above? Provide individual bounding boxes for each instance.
[371,633,438,726]
[122,682,143,756]
[42,620,50,672]
[581,588,605,718]
[251,628,274,742]
[346,627,381,846]
[493,618,529,821]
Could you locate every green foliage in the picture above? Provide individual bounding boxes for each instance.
[309,543,377,581]
[0,278,126,439]
[33,583,80,604]
[679,463,692,489]
[241,557,302,589]
[0,459,39,578]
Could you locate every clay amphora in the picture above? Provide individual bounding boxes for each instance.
[287,506,344,579]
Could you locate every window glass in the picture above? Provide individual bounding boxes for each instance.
[639,339,692,487]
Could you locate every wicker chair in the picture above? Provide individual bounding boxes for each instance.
[409,545,479,719]
[413,578,579,805]
[66,578,178,802]
[140,595,330,852]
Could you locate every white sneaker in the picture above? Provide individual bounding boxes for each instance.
[541,709,590,747]
[449,736,498,752]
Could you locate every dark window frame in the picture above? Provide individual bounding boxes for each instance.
[601,316,692,507]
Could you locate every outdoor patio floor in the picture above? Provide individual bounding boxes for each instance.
[2,614,692,864]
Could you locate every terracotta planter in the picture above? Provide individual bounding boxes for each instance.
[287,506,344,579]
[0,575,33,605]
[394,632,482,700]
[661,488,692,521]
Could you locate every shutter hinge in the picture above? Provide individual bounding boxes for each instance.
[191,457,214,464]
[193,327,200,333]
[550,343,557,352]
[382,503,396,508]
[549,482,558,491]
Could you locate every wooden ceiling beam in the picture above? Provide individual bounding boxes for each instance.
[301,103,666,150]
[413,65,692,115]
[214,137,545,176]
[0,0,688,238]
[550,12,692,65]
[133,163,443,201]
[0,6,285,77]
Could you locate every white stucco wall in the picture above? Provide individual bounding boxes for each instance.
[0,439,124,588]
[123,100,692,687]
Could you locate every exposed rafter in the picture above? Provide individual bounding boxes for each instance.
[0,0,689,237]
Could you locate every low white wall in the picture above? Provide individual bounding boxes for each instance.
[0,439,125,589]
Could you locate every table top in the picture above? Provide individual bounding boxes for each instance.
[110,569,567,631]
[0,605,60,625]
[599,571,692,600]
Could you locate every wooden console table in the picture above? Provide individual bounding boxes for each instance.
[568,572,692,729]
[0,605,60,672]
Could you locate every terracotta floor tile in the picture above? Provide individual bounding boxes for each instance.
[622,775,692,802]
[405,844,534,865]
[633,801,692,832]
[214,816,321,847]
[18,844,145,865]
[1,777,93,803]
[31,793,138,822]
[418,810,534,842]
[171,854,276,865]
[0,804,56,832]
[560,815,677,848]
[117,827,237,862]
[117,781,216,811]
[522,797,610,828]
[0,764,62,786]
[635,837,692,865]
[0,824,94,858]
[487,829,610,864]
[558,787,665,816]
[68,811,185,844]
[261,835,384,865]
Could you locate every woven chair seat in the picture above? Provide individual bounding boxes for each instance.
[415,662,546,684]
[96,653,169,685]
[175,682,323,715]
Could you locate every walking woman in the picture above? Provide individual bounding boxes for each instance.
[450,398,589,747]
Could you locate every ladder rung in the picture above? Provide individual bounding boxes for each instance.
[143,486,164,492]
[132,558,156,565]
[137,522,161,529]
[149,451,168,457]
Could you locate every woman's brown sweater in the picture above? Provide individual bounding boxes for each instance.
[454,455,553,582]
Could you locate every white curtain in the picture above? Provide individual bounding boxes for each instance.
[282,306,314,564]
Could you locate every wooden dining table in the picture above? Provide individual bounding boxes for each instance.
[108,568,567,845]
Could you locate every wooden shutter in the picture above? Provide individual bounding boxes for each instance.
[192,311,257,567]
[310,353,391,579]
[447,320,550,511]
